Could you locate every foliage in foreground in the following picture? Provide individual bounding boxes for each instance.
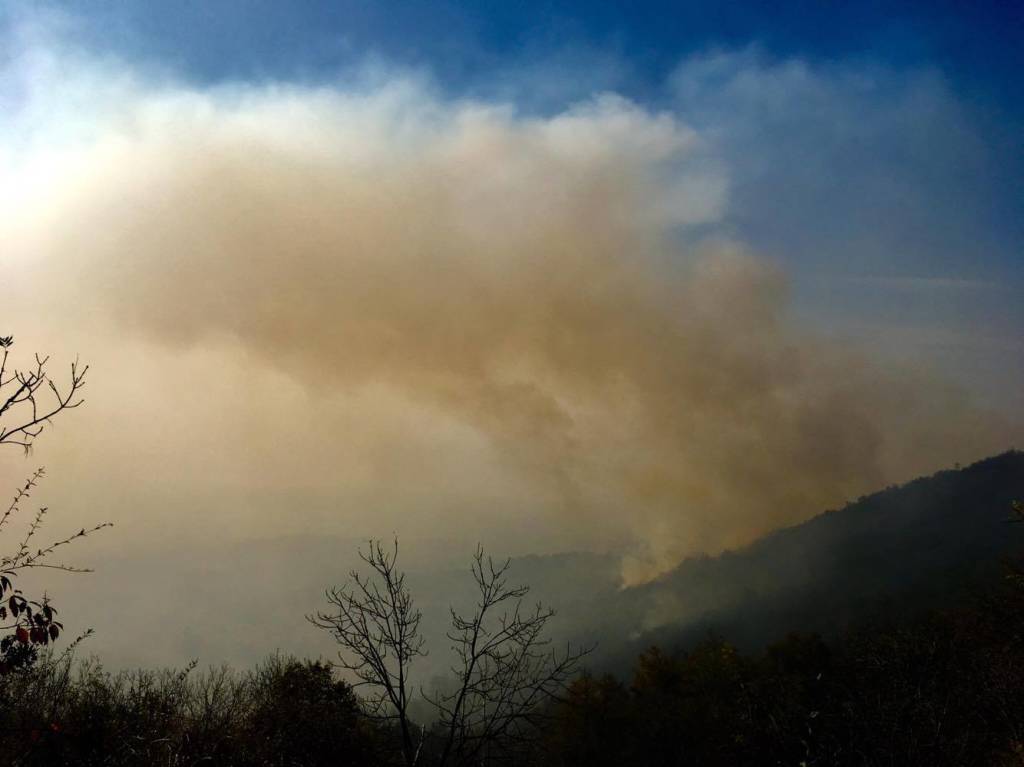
[540,573,1024,767]
[0,335,106,675]
[0,566,1022,766]
[0,655,386,766]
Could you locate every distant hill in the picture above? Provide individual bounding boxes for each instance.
[594,450,1024,668]
[48,451,1024,675]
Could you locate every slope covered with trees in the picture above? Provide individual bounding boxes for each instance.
[602,450,1024,664]
[0,453,1021,765]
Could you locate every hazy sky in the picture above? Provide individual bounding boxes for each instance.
[0,1,1021,666]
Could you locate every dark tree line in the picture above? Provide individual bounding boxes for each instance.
[537,556,1024,767]
[3,556,1023,767]
[0,655,385,766]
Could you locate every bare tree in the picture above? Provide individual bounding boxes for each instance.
[428,547,590,766]
[309,539,427,766]
[310,540,591,767]
[0,335,88,453]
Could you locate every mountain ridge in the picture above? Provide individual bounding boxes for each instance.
[592,449,1024,669]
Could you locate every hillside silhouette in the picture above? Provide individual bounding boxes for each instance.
[598,450,1024,666]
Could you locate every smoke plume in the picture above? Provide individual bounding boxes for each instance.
[2,44,1014,585]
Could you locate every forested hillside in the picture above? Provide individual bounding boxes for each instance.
[601,450,1024,665]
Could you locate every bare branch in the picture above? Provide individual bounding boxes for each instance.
[0,338,107,673]
[428,545,591,766]
[308,537,426,765]
[0,338,88,453]
[311,538,591,766]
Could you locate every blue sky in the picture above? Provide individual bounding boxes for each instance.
[2,0,1024,378]
[2,0,1022,409]
[4,1,1019,413]
[25,1,1018,261]
[35,1,1024,108]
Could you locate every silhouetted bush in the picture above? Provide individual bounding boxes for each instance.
[245,656,385,766]
[0,654,388,766]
